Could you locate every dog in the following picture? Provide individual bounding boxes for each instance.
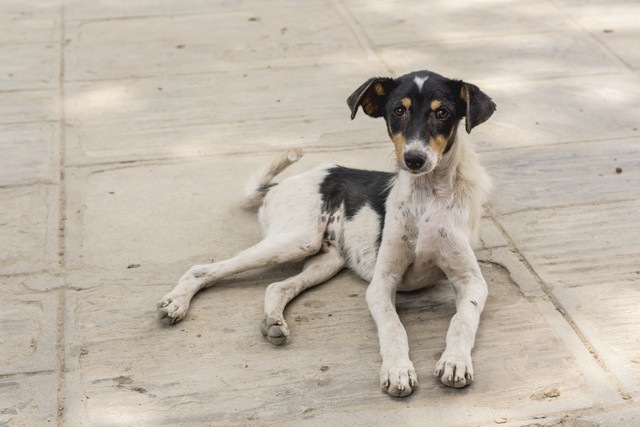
[158,70,495,397]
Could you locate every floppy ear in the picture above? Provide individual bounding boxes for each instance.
[461,82,496,133]
[347,77,396,120]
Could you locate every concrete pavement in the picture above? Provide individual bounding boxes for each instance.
[1,0,639,425]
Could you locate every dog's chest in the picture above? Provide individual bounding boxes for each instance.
[390,196,452,289]
[397,192,452,258]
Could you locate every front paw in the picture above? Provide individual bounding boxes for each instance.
[157,293,189,325]
[380,360,418,397]
[434,351,473,388]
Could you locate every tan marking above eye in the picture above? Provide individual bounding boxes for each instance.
[430,100,442,111]
[401,97,412,109]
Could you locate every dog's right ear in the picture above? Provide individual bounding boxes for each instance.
[347,77,396,120]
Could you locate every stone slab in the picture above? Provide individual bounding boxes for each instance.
[346,0,576,48]
[63,62,390,165]
[64,261,618,425]
[0,0,59,124]
[468,72,640,150]
[498,199,640,290]
[0,122,58,186]
[578,405,640,427]
[498,199,640,399]
[0,1,59,46]
[478,217,509,249]
[0,292,58,375]
[0,43,59,91]
[0,89,59,124]
[0,186,59,275]
[555,283,640,399]
[64,0,285,20]
[378,31,627,85]
[65,4,369,81]
[18,272,66,292]
[0,373,59,427]
[558,0,640,70]
[485,138,640,215]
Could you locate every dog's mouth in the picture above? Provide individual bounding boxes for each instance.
[405,166,434,176]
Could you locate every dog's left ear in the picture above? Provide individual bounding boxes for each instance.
[461,83,496,133]
[347,77,396,120]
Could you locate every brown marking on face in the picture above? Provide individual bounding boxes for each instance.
[429,124,458,160]
[429,134,449,160]
[430,100,442,111]
[401,97,412,109]
[374,82,386,96]
[392,133,406,163]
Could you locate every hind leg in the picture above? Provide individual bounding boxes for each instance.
[261,246,344,345]
[157,231,323,324]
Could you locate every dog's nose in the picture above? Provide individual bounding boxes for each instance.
[403,151,426,171]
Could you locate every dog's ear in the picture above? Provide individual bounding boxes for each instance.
[461,82,496,133]
[347,77,396,120]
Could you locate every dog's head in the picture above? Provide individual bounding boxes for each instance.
[347,70,495,175]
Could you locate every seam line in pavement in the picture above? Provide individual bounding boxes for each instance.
[489,211,632,401]
[57,0,68,424]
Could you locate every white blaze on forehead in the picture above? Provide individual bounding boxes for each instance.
[414,75,429,92]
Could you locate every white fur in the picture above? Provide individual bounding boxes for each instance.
[341,204,381,282]
[414,75,429,92]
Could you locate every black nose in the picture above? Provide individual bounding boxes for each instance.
[403,151,426,171]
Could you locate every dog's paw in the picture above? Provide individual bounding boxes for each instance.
[157,294,189,325]
[380,360,418,397]
[260,315,290,346]
[434,351,473,388]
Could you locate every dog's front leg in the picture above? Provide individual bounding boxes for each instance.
[434,236,488,388]
[366,237,416,397]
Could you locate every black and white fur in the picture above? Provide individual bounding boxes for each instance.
[158,70,496,398]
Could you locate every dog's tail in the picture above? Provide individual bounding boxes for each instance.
[242,148,303,210]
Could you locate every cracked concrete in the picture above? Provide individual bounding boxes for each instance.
[1,0,639,426]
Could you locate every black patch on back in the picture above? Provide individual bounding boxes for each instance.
[319,167,394,239]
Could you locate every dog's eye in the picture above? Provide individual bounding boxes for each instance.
[393,106,406,117]
[435,108,450,120]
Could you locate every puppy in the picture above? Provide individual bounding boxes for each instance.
[158,70,495,397]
